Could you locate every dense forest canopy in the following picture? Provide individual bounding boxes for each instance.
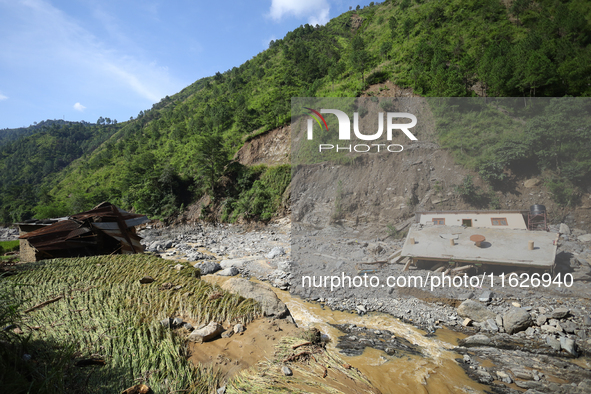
[1,0,590,223]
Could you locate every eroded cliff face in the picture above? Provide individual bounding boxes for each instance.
[234,126,290,167]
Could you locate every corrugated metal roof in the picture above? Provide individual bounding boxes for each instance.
[18,202,149,260]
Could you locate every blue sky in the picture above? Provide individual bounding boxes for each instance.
[0,0,374,129]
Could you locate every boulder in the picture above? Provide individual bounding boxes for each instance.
[546,336,561,351]
[188,321,224,343]
[496,370,513,384]
[536,314,548,326]
[524,178,541,188]
[220,258,251,269]
[479,291,493,302]
[486,318,499,332]
[194,261,221,275]
[551,307,570,319]
[476,370,494,384]
[266,246,286,259]
[457,300,495,322]
[217,267,239,277]
[139,276,155,284]
[148,241,163,252]
[234,323,245,333]
[495,315,503,330]
[511,368,533,380]
[561,320,577,334]
[282,366,293,376]
[221,278,288,317]
[560,337,577,356]
[503,308,532,334]
[559,223,571,235]
[541,324,563,334]
[461,334,492,346]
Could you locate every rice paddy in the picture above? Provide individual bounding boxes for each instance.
[0,254,261,393]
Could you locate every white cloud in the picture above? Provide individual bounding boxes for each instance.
[0,0,182,105]
[73,102,86,111]
[0,93,7,101]
[267,0,330,25]
[309,8,330,26]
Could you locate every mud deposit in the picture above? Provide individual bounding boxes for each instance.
[142,220,591,393]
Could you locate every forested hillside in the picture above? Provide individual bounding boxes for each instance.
[0,122,120,222]
[1,0,590,223]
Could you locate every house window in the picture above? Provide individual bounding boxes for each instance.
[462,219,473,227]
[491,217,508,226]
[432,218,445,225]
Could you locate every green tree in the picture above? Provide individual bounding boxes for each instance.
[328,61,345,91]
[517,50,557,97]
[388,16,397,38]
[380,41,392,60]
[402,18,413,40]
[194,133,229,194]
[400,0,411,11]
[350,35,371,83]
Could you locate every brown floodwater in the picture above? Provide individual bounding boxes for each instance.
[202,275,488,393]
[265,282,490,394]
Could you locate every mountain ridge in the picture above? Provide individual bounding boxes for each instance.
[1,0,590,224]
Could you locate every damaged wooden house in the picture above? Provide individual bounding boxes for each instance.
[17,202,149,263]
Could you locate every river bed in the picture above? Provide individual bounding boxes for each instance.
[270,282,489,394]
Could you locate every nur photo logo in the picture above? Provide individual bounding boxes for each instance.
[304,107,418,153]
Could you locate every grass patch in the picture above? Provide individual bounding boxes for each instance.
[0,240,19,254]
[0,254,261,393]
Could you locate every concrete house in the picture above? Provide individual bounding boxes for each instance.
[416,210,528,230]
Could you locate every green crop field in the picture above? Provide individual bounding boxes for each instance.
[0,254,260,393]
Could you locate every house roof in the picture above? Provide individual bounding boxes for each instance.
[416,210,527,215]
[401,224,558,269]
[19,202,149,256]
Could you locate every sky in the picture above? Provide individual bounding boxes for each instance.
[0,0,374,129]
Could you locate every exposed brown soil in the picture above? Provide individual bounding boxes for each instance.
[360,80,418,98]
[189,318,300,378]
[234,125,290,167]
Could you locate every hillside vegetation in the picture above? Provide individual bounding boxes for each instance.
[1,0,590,222]
[0,121,120,222]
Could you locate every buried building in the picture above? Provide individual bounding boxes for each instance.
[401,207,558,273]
[17,202,149,263]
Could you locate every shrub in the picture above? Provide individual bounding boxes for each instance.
[546,178,578,207]
[228,165,291,221]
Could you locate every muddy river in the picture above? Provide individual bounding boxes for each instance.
[270,284,489,394]
[203,275,488,393]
